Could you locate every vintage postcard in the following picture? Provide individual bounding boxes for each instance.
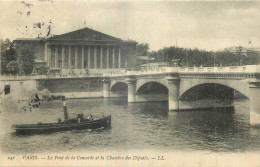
[0,1,260,166]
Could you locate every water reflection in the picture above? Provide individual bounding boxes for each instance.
[168,108,253,152]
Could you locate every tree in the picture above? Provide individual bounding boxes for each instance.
[150,46,254,67]
[136,43,150,57]
[1,39,16,74]
[16,45,35,75]
[6,60,19,74]
[148,51,158,59]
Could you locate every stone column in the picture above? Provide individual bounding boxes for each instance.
[118,47,121,69]
[112,47,115,68]
[81,46,84,69]
[55,45,59,68]
[249,81,260,127]
[61,45,65,69]
[44,43,48,62]
[94,46,97,68]
[48,45,52,67]
[106,47,109,69]
[126,78,137,103]
[75,46,78,69]
[100,46,103,69]
[68,45,72,69]
[102,78,111,98]
[167,76,180,111]
[88,46,91,68]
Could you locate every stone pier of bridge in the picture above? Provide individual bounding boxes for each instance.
[249,81,260,127]
[126,78,137,103]
[166,75,180,111]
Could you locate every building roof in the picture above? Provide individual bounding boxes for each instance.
[48,27,122,41]
[13,37,45,43]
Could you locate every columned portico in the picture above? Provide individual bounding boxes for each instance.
[44,27,136,74]
[46,44,128,71]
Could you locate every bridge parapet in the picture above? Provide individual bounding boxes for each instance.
[179,65,258,74]
[103,65,258,79]
[103,67,179,77]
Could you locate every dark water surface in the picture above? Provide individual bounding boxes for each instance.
[1,98,260,154]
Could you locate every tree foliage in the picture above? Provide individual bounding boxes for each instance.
[147,46,259,67]
[136,43,150,57]
[6,60,19,74]
[1,39,35,75]
[1,39,17,74]
[16,45,35,74]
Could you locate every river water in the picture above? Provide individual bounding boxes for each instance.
[0,97,260,154]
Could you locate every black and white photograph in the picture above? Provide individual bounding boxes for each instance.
[0,1,260,166]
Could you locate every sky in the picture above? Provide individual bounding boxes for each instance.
[0,1,260,51]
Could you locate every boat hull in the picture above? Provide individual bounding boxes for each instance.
[12,115,111,135]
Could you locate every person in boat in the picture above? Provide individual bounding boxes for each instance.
[77,114,82,123]
[77,114,85,123]
[86,114,93,121]
[90,114,94,121]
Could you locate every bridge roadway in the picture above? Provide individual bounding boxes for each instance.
[103,65,260,127]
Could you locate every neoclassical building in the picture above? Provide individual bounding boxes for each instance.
[14,27,137,75]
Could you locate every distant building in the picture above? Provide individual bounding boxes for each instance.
[223,46,260,56]
[13,27,137,75]
[136,56,155,66]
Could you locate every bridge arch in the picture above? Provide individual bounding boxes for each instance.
[136,79,168,92]
[180,79,249,98]
[137,81,168,94]
[110,81,128,91]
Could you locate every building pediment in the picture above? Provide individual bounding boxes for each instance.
[48,27,122,42]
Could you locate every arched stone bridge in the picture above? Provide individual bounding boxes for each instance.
[102,65,260,127]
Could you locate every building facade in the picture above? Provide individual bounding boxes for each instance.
[14,27,137,75]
